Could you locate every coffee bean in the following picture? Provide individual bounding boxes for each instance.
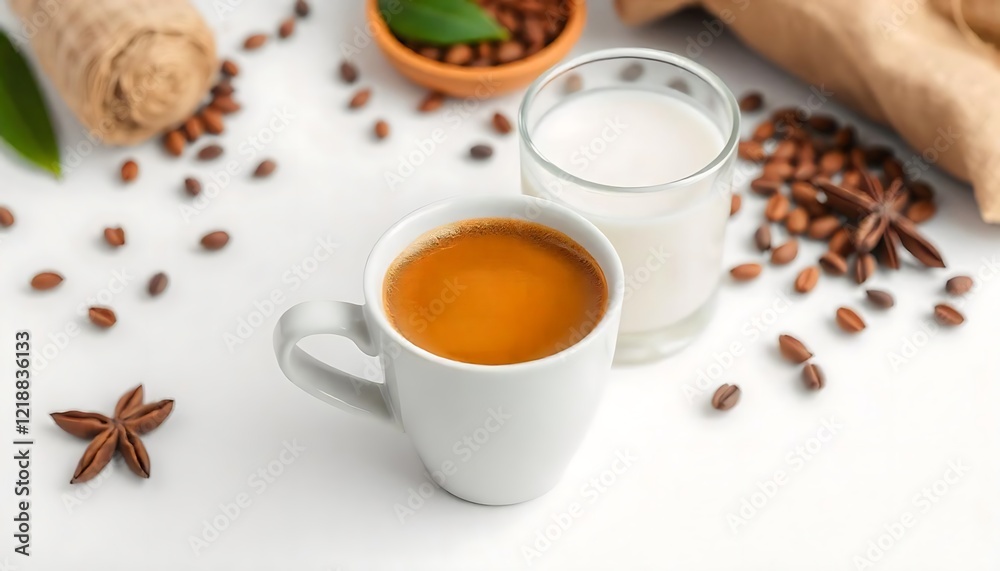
[88,306,117,328]
[148,272,169,297]
[750,177,781,196]
[793,162,818,181]
[833,126,856,149]
[121,159,138,182]
[348,88,371,109]
[866,289,895,308]
[730,194,741,216]
[802,363,824,390]
[374,120,390,140]
[339,60,358,84]
[863,146,893,165]
[771,239,799,265]
[794,266,819,293]
[496,41,524,63]
[945,275,973,295]
[278,17,295,39]
[197,144,224,161]
[934,303,964,326]
[752,120,775,141]
[221,59,239,77]
[808,115,838,134]
[183,116,204,141]
[852,252,876,284]
[884,157,904,181]
[739,141,766,162]
[841,170,861,189]
[212,81,235,98]
[620,62,644,82]
[418,91,445,113]
[164,131,185,157]
[771,140,797,161]
[754,225,771,251]
[730,263,762,281]
[807,215,841,240]
[201,108,224,134]
[201,231,230,251]
[762,160,794,181]
[738,92,763,112]
[0,206,14,227]
[244,33,268,50]
[711,384,741,411]
[470,144,493,160]
[906,201,936,223]
[779,334,813,364]
[30,271,63,290]
[565,74,583,94]
[444,44,473,65]
[211,94,241,115]
[418,46,443,61]
[184,177,202,196]
[765,194,790,222]
[785,208,809,235]
[828,228,854,257]
[492,112,513,135]
[295,0,310,17]
[909,181,935,201]
[818,251,848,275]
[836,307,865,333]
[103,227,126,247]
[819,150,846,175]
[254,159,277,178]
[667,78,689,94]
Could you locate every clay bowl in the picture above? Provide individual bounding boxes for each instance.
[366,0,586,98]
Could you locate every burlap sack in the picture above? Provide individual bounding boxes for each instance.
[9,0,216,145]
[616,0,1000,223]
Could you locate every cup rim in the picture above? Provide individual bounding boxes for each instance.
[363,195,624,371]
[517,48,741,194]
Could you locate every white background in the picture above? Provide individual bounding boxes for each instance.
[1,1,999,570]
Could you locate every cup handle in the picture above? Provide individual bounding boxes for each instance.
[274,300,394,425]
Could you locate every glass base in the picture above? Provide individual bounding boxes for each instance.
[613,292,718,365]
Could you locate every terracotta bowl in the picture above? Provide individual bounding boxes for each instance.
[366,0,586,98]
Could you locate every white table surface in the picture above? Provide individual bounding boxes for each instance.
[1,2,999,570]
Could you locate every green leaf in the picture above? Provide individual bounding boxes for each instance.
[0,29,60,177]
[380,0,509,46]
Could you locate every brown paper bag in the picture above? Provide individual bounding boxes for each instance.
[616,0,1000,223]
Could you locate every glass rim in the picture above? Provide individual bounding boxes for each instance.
[517,48,741,194]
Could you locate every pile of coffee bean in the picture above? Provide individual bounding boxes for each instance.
[400,0,570,67]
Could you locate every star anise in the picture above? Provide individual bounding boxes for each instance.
[51,385,174,483]
[817,170,945,269]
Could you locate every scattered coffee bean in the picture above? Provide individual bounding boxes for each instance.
[148,272,169,297]
[620,62,644,81]
[339,60,358,84]
[836,307,865,333]
[808,115,838,133]
[254,159,277,178]
[30,271,63,290]
[197,144,224,161]
[807,216,841,240]
[771,140,797,162]
[221,59,239,77]
[200,108,224,134]
[762,160,793,181]
[730,263,762,281]
[752,120,775,141]
[852,252,876,284]
[211,94,242,115]
[865,289,895,308]
[945,275,973,295]
[212,81,234,98]
[909,180,935,201]
[564,74,583,94]
[934,303,964,326]
[0,206,14,227]
[771,239,799,265]
[244,34,268,50]
[754,224,772,251]
[711,384,741,411]
[164,130,185,157]
[184,177,202,196]
[765,194,790,222]
[750,177,781,196]
[802,363,824,390]
[88,306,117,328]
[418,91,445,113]
[470,144,493,160]
[779,334,813,364]
[739,141,766,162]
[492,112,513,135]
[906,200,936,223]
[819,150,846,175]
[374,120,390,140]
[183,117,204,141]
[738,92,763,112]
[120,159,138,182]
[828,228,854,257]
[793,162,818,181]
[200,231,230,251]
[295,0,310,17]
[786,208,809,235]
[794,266,819,293]
[278,17,296,39]
[730,194,741,216]
[818,251,848,275]
[348,88,371,109]
[833,126,856,149]
[103,227,126,247]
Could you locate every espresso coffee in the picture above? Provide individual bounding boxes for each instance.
[383,217,608,365]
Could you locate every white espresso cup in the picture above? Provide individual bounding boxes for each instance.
[273,195,624,505]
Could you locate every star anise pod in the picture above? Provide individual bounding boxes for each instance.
[51,385,174,483]
[817,170,945,269]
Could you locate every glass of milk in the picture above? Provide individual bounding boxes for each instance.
[518,49,739,364]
